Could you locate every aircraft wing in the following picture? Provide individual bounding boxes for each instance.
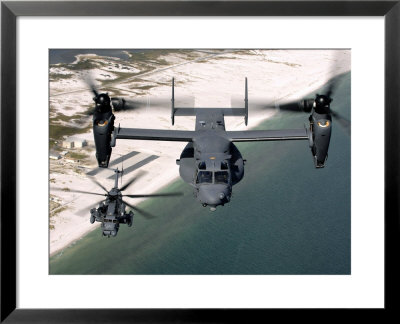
[226,129,309,142]
[115,127,195,142]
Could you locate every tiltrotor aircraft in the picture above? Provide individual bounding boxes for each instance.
[88,77,348,211]
[61,168,182,237]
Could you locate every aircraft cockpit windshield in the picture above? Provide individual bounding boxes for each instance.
[196,171,213,184]
[196,170,229,184]
[215,171,229,184]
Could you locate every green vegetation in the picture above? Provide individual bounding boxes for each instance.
[136,84,156,91]
[233,49,258,56]
[49,73,74,81]
[49,123,91,142]
[68,59,98,70]
[265,59,301,68]
[50,58,99,71]
[49,105,92,143]
[50,199,61,211]
[67,152,88,160]
[100,70,135,86]
[106,88,125,96]
[127,50,181,63]
[208,55,238,61]
[49,112,84,123]
[50,198,68,228]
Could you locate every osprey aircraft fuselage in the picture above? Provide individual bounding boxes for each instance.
[90,78,334,211]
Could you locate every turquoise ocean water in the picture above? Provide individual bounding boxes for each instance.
[50,73,351,274]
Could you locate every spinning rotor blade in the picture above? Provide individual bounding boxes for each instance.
[119,171,146,192]
[76,198,105,216]
[276,101,306,112]
[82,74,106,116]
[122,199,156,219]
[111,97,165,111]
[325,50,348,99]
[51,188,106,197]
[83,74,100,98]
[326,80,336,99]
[124,192,183,198]
[68,189,106,196]
[232,96,304,114]
[111,95,194,112]
[331,110,351,135]
[88,177,109,193]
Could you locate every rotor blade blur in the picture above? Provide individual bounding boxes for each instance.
[124,192,183,198]
[83,106,97,116]
[83,73,99,97]
[232,96,306,115]
[325,50,347,99]
[119,171,146,192]
[88,177,108,193]
[276,101,305,112]
[76,198,104,216]
[111,96,194,111]
[122,199,156,219]
[51,188,106,196]
[112,95,194,112]
[331,110,351,136]
[231,96,275,112]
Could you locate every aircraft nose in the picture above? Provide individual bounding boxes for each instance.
[197,184,230,207]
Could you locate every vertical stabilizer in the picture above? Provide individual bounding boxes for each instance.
[171,77,175,125]
[244,77,248,126]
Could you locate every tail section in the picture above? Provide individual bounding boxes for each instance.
[244,77,248,125]
[171,77,175,125]
[170,77,248,125]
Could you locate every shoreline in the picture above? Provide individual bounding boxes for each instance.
[49,49,351,257]
[49,176,180,257]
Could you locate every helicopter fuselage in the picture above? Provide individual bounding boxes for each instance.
[90,187,133,237]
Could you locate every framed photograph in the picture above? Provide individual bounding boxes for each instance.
[1,0,398,322]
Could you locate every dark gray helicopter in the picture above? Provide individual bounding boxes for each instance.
[62,168,182,237]
[89,77,349,211]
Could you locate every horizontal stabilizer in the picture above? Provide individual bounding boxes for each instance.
[173,107,247,117]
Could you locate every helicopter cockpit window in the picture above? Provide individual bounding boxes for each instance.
[215,171,229,184]
[221,161,228,170]
[196,171,213,184]
[198,161,206,170]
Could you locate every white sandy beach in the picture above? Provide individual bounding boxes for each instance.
[49,49,351,256]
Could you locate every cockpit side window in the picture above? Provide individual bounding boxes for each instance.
[198,161,206,170]
[196,171,213,184]
[215,171,229,184]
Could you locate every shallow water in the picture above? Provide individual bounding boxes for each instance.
[49,49,141,64]
[50,73,351,274]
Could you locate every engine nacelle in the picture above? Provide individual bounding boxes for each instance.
[93,111,115,168]
[299,99,315,113]
[230,143,244,185]
[111,98,125,111]
[309,113,332,168]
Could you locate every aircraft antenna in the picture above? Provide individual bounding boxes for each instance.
[121,156,124,187]
[244,77,248,126]
[171,77,175,125]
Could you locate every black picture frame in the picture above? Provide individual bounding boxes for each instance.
[1,1,399,322]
